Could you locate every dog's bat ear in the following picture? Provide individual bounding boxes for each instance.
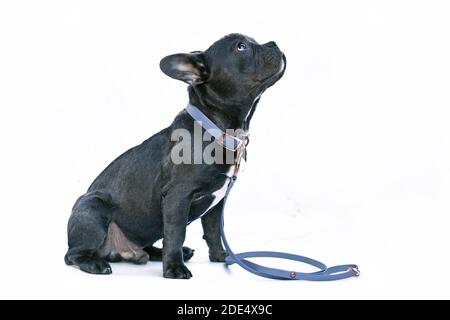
[160,52,209,85]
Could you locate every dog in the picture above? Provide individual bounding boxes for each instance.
[65,33,286,279]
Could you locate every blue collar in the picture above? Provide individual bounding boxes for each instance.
[186,103,248,152]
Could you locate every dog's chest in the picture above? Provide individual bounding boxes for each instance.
[188,165,235,221]
[204,176,230,213]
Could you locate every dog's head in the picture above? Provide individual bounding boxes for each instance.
[160,33,286,112]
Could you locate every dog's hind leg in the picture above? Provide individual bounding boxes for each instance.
[64,191,114,275]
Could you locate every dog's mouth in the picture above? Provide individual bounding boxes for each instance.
[259,53,286,86]
[277,53,287,76]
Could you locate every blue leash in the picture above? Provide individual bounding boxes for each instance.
[221,176,360,281]
[186,103,360,281]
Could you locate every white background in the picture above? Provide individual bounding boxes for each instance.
[0,0,449,299]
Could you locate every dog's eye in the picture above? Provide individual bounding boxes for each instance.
[237,42,248,51]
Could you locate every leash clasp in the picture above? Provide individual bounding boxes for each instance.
[349,266,360,277]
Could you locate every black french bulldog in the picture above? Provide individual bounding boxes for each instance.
[65,33,286,279]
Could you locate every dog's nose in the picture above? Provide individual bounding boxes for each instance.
[265,41,278,48]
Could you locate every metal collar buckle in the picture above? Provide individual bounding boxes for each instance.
[219,133,248,152]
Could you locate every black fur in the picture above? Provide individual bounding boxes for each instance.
[65,34,286,278]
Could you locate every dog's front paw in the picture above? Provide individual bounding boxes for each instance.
[209,250,227,262]
[163,264,192,279]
